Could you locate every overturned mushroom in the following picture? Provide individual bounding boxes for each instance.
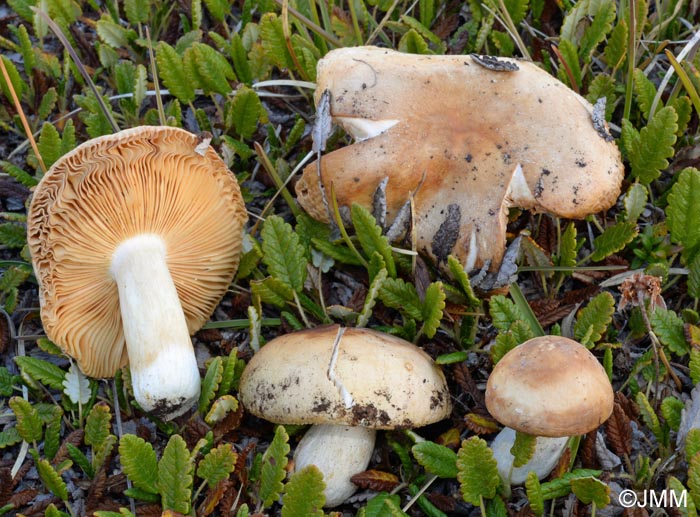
[238,325,451,507]
[296,47,624,277]
[27,126,247,420]
[485,336,614,484]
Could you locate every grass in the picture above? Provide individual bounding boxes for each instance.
[2,0,700,515]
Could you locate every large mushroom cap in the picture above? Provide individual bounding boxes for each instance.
[296,46,624,272]
[239,325,452,429]
[28,126,247,378]
[485,336,614,437]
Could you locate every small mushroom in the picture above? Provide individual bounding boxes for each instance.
[27,126,247,420]
[238,325,452,507]
[296,46,624,274]
[484,335,614,484]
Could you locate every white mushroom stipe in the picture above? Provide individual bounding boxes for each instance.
[294,424,376,507]
[110,234,200,418]
[490,427,568,485]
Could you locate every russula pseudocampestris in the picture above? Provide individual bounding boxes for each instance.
[296,46,624,278]
[27,126,247,420]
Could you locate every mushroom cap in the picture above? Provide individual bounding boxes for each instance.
[485,336,614,437]
[27,126,247,378]
[296,46,623,272]
[238,325,452,429]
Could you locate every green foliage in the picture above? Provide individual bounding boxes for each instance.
[37,458,68,501]
[0,223,27,249]
[668,167,700,261]
[14,356,65,390]
[525,471,545,516]
[456,436,500,505]
[197,443,237,488]
[625,182,648,222]
[510,431,536,468]
[412,441,458,478]
[660,396,684,431]
[351,204,396,278]
[156,42,195,104]
[570,476,610,507]
[651,307,689,356]
[227,86,266,139]
[379,277,423,320]
[573,292,615,347]
[489,295,527,332]
[199,356,223,414]
[118,435,158,494]
[157,434,194,514]
[633,69,658,120]
[635,391,666,447]
[590,222,639,262]
[686,429,700,463]
[9,396,43,443]
[420,281,446,338]
[281,465,325,516]
[261,215,308,293]
[260,425,291,508]
[623,106,678,185]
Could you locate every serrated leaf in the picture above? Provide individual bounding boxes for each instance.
[412,441,458,478]
[251,276,294,307]
[668,168,700,259]
[573,292,615,347]
[85,402,111,449]
[156,42,195,104]
[651,307,689,356]
[668,476,695,516]
[205,394,239,425]
[351,204,396,278]
[398,29,430,54]
[526,471,545,516]
[539,469,602,500]
[66,443,94,478]
[690,454,700,507]
[63,362,91,405]
[2,161,37,188]
[420,282,445,338]
[260,425,290,508]
[570,476,610,507]
[158,434,194,514]
[0,223,27,249]
[261,215,307,292]
[0,427,22,448]
[14,356,65,390]
[557,223,578,271]
[260,13,294,69]
[37,122,62,171]
[124,0,149,24]
[628,106,678,184]
[230,33,253,85]
[489,295,527,332]
[218,348,244,397]
[691,348,700,385]
[203,0,229,21]
[0,55,26,102]
[447,255,479,305]
[363,493,405,517]
[358,267,388,328]
[687,429,700,463]
[227,86,265,139]
[661,396,684,431]
[197,443,237,488]
[37,458,68,501]
[199,356,223,414]
[311,237,364,266]
[93,434,116,473]
[43,406,63,460]
[604,20,628,70]
[456,436,500,505]
[436,351,469,364]
[634,68,658,120]
[557,38,582,89]
[511,431,537,468]
[625,182,648,222]
[590,221,638,262]
[635,391,665,446]
[281,465,325,517]
[378,278,423,320]
[118,435,158,494]
[96,17,134,48]
[184,42,235,96]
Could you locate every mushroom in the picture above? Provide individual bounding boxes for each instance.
[296,46,624,276]
[27,126,247,420]
[484,335,614,484]
[238,325,452,507]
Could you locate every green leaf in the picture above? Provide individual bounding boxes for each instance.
[0,223,27,249]
[689,453,700,508]
[436,351,469,365]
[456,436,500,505]
[634,68,658,120]
[628,106,678,184]
[251,276,294,307]
[85,403,112,450]
[66,443,94,478]
[0,427,22,449]
[205,394,239,425]
[668,476,695,516]
[261,215,308,292]
[573,292,615,347]
[351,204,396,278]
[93,434,117,474]
[557,38,582,89]
[37,122,62,170]
[203,0,229,21]
[37,458,68,501]
[197,443,237,488]
[511,432,537,468]
[184,42,235,96]
[311,237,364,266]
[199,356,223,414]
[156,42,195,104]
[651,307,689,356]
[218,348,245,397]
[378,278,423,320]
[43,406,63,460]
[557,223,578,270]
[412,441,458,478]
[661,396,684,432]
[525,471,545,516]
[668,168,700,259]
[570,476,610,507]
[260,425,290,508]
[489,295,527,332]
[158,434,194,514]
[358,267,388,328]
[363,493,405,517]
[691,348,700,385]
[625,183,648,222]
[398,29,430,54]
[420,282,445,338]
[124,0,149,24]
[604,20,627,70]
[635,391,665,446]
[2,161,37,188]
[590,222,638,262]
[687,429,700,463]
[118,435,158,494]
[96,17,134,48]
[227,86,265,139]
[447,255,479,305]
[539,469,602,500]
[229,33,253,85]
[281,465,325,517]
[260,13,294,69]
[0,56,27,102]
[16,357,64,391]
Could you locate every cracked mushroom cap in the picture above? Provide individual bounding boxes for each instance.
[296,46,624,273]
[27,126,247,378]
[238,325,452,429]
[485,336,614,437]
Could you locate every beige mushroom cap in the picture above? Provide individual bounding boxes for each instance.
[27,126,247,378]
[296,46,623,272]
[485,336,614,437]
[239,325,452,429]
